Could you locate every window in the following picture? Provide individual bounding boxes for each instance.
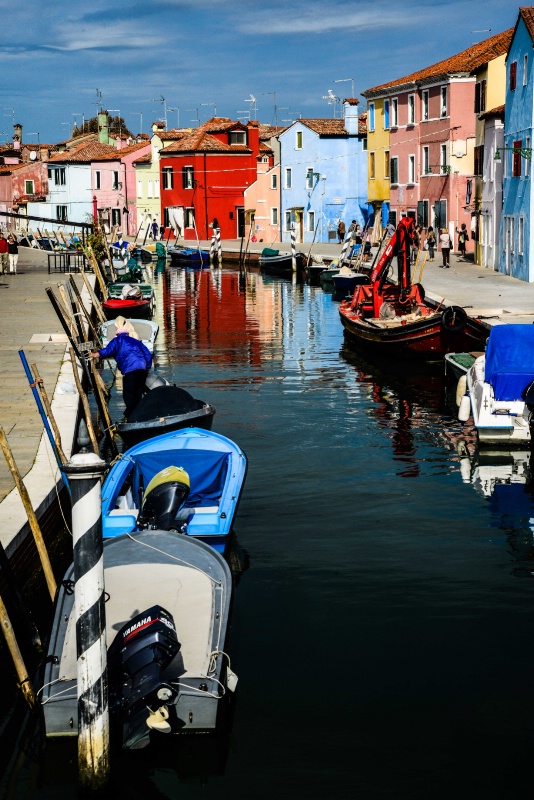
[510,61,517,91]
[111,208,121,226]
[390,156,398,184]
[440,86,448,117]
[369,103,375,131]
[137,179,142,198]
[54,167,66,185]
[417,200,429,227]
[524,54,529,86]
[182,166,194,189]
[474,145,484,177]
[308,211,315,232]
[162,167,173,190]
[434,199,447,229]
[474,80,486,113]
[24,180,34,195]
[56,205,67,221]
[155,179,160,198]
[306,168,314,189]
[296,131,303,149]
[95,171,101,190]
[271,207,278,225]
[112,171,119,190]
[384,100,390,130]
[284,211,292,231]
[384,150,390,179]
[148,180,153,198]
[229,131,246,145]
[408,154,415,183]
[271,173,278,189]
[285,168,292,189]
[391,98,398,127]
[422,90,429,121]
[185,207,195,228]
[408,94,415,125]
[369,152,375,179]
[519,216,524,254]
[440,144,447,174]
[422,146,429,175]
[513,139,522,177]
[362,137,367,151]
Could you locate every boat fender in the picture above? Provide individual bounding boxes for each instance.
[456,375,467,406]
[441,305,467,333]
[459,457,472,483]
[458,394,471,422]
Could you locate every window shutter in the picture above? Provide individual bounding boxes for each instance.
[513,139,522,176]
[510,61,517,91]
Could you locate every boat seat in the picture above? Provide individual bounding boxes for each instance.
[109,508,139,518]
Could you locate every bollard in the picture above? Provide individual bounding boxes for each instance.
[290,226,297,273]
[216,227,222,265]
[63,451,110,790]
[209,236,216,266]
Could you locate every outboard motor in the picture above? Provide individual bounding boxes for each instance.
[138,466,190,530]
[144,372,170,391]
[108,605,180,749]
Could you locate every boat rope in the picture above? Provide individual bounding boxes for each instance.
[125,532,223,586]
[169,676,225,700]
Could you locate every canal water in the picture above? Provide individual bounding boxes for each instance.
[2,263,534,799]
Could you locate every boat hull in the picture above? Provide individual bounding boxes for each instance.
[102,298,153,320]
[116,404,216,448]
[259,252,306,276]
[168,247,210,267]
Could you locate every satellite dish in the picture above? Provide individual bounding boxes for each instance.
[29,150,37,160]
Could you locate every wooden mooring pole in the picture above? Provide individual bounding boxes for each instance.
[0,594,37,711]
[63,450,110,790]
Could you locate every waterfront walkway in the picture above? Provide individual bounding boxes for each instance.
[1,242,534,553]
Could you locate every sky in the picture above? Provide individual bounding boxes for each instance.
[0,0,520,146]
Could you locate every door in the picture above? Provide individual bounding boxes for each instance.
[237,207,245,238]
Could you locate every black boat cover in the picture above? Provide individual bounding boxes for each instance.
[129,386,205,422]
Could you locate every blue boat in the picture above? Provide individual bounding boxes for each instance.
[168,244,210,267]
[101,427,247,553]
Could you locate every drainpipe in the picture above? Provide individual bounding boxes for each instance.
[204,153,208,239]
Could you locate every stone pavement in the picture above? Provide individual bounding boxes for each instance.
[1,240,534,554]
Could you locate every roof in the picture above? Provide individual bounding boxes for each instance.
[363,28,514,97]
[299,119,350,137]
[163,129,251,154]
[48,140,117,163]
[259,124,286,140]
[479,104,505,120]
[517,7,534,43]
[92,142,149,161]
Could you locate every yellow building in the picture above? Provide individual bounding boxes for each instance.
[361,95,391,239]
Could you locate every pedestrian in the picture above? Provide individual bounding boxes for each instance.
[425,226,436,261]
[386,220,395,238]
[337,219,346,243]
[151,220,159,240]
[212,217,219,231]
[0,232,8,274]
[159,224,165,240]
[90,328,152,418]
[7,233,18,273]
[439,228,452,268]
[411,225,421,265]
[456,223,469,260]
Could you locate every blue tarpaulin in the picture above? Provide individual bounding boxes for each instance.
[485,324,534,401]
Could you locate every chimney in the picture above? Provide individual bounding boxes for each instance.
[98,112,109,144]
[343,99,359,136]
[13,123,22,150]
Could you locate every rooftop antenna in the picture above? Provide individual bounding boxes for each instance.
[334,78,355,100]
[186,108,200,126]
[94,89,103,113]
[322,89,341,117]
[130,112,143,136]
[262,92,279,127]
[200,103,216,121]
[72,113,85,133]
[151,96,167,129]
[4,108,15,126]
[237,110,250,122]
[60,122,72,138]
[167,107,179,128]
[245,94,257,120]
[108,109,121,138]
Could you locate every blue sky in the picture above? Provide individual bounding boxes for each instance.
[0,0,519,145]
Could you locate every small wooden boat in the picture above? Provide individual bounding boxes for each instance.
[457,324,534,446]
[259,247,307,276]
[339,218,489,361]
[116,385,216,447]
[41,531,235,749]
[99,316,159,353]
[168,245,210,267]
[331,266,369,294]
[444,352,481,381]
[103,283,155,320]
[102,427,247,553]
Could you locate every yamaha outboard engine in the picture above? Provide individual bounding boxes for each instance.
[138,466,190,530]
[108,605,180,749]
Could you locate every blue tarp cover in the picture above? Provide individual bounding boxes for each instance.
[485,324,534,401]
[132,450,229,507]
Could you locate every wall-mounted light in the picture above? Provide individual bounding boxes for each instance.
[494,146,533,162]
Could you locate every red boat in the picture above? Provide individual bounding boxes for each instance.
[102,296,153,320]
[338,217,489,361]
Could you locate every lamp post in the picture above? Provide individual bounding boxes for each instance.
[494,146,533,161]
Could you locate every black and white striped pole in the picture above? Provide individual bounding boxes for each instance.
[64,449,110,789]
[216,227,222,265]
[290,225,297,273]
[339,231,352,266]
[209,235,216,266]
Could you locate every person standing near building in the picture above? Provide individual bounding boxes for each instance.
[90,329,153,418]
[0,232,8,274]
[337,220,346,243]
[411,226,421,265]
[439,228,452,268]
[7,233,18,274]
[425,226,436,261]
[456,223,469,260]
[151,219,159,240]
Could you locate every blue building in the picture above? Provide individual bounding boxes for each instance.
[500,7,534,281]
[278,100,368,244]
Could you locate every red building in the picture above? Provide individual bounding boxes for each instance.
[159,118,267,240]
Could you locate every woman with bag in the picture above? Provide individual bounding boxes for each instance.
[456,223,469,260]
[425,226,436,261]
[439,228,452,268]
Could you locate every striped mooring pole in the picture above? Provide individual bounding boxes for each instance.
[64,451,110,789]
[209,236,216,266]
[290,226,297,273]
[339,232,353,265]
[216,227,222,265]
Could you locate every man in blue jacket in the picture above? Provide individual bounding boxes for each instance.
[90,328,152,418]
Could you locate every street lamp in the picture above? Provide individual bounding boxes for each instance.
[494,146,533,161]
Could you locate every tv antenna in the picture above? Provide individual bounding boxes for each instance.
[151,96,167,129]
[245,94,257,120]
[262,92,280,127]
[94,89,103,112]
[167,107,179,128]
[322,89,341,117]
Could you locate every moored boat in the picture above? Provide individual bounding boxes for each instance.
[41,531,235,749]
[338,218,489,361]
[103,283,155,320]
[101,427,247,553]
[99,316,159,353]
[168,244,210,267]
[259,248,307,276]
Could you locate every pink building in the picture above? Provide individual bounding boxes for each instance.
[244,127,278,242]
[364,30,512,245]
[91,141,151,235]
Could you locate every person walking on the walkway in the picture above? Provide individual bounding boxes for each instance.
[0,232,8,274]
[439,228,452,268]
[151,220,159,240]
[7,234,18,273]
[411,225,421,265]
[456,223,469,260]
[426,226,436,261]
[337,220,346,243]
[90,329,152,418]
